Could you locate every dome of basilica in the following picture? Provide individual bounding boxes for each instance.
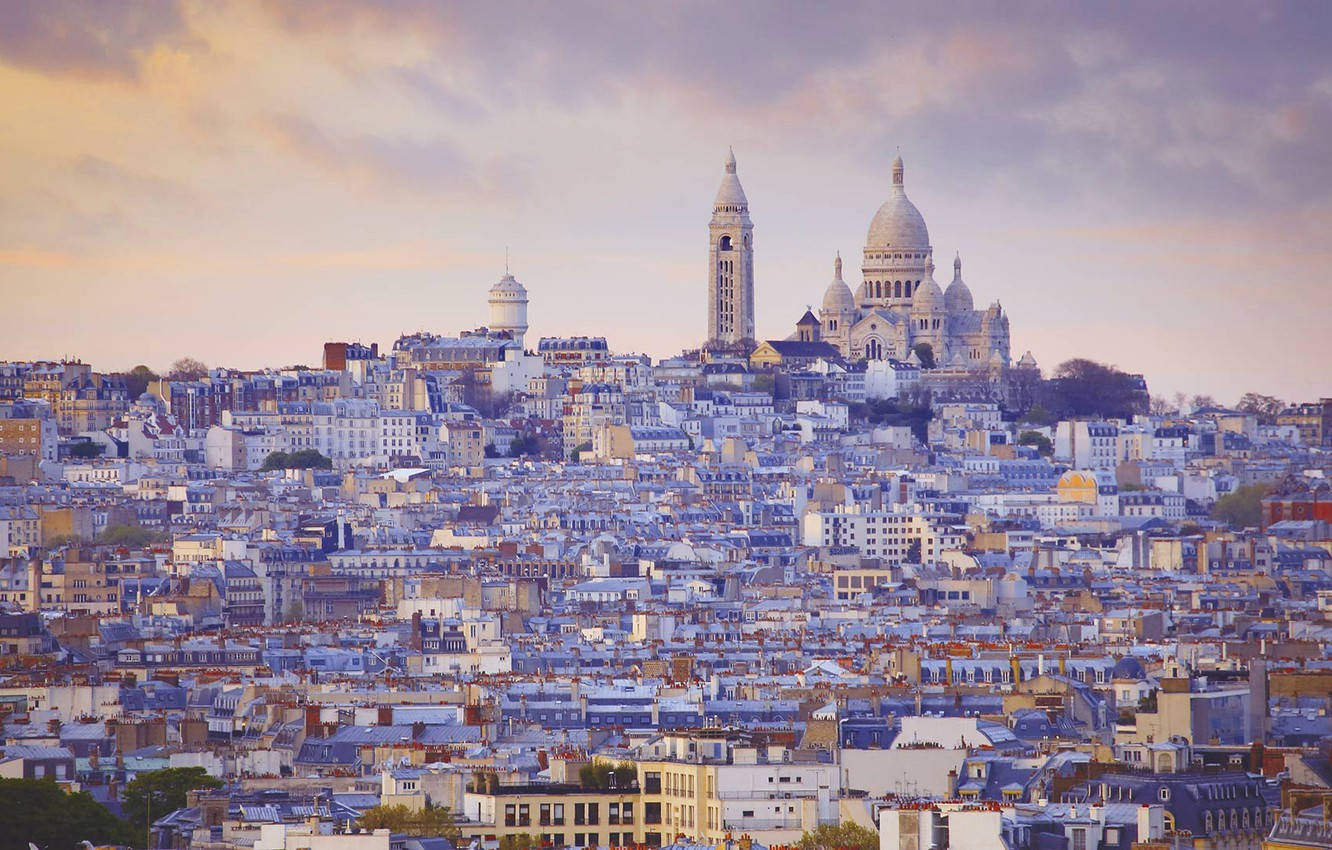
[866,155,930,250]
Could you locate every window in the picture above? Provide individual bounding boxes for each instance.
[1071,829,1087,850]
[644,802,661,824]
[622,802,633,824]
[587,803,599,825]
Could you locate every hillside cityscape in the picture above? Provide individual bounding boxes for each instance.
[2,5,1331,850]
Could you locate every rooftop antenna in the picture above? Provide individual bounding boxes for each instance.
[505,245,510,275]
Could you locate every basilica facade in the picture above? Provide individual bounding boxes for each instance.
[815,155,1010,369]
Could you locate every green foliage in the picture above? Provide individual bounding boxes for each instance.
[484,443,500,459]
[569,441,593,463]
[124,364,159,398]
[578,761,638,790]
[0,777,132,850]
[499,835,542,850]
[261,449,333,471]
[508,436,542,457]
[1236,392,1284,424]
[1016,430,1053,456]
[1211,484,1270,530]
[99,524,169,547]
[862,398,934,444]
[912,342,936,369]
[797,821,881,850]
[357,804,461,839]
[68,441,106,459]
[283,598,305,623]
[123,767,223,835]
[1020,404,1056,427]
[1045,359,1148,420]
[905,540,922,564]
[751,373,775,393]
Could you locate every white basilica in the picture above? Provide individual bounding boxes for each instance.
[812,155,1011,369]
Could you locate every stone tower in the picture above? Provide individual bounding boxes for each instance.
[488,269,529,349]
[706,148,755,353]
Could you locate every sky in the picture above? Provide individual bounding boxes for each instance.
[1,1,1330,404]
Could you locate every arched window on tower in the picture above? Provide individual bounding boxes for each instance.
[719,235,732,251]
[866,338,883,360]
[904,281,912,297]
[894,281,902,298]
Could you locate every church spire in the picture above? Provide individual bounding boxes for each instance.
[834,251,843,280]
[953,252,962,279]
[892,152,904,188]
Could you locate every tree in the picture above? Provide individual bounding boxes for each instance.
[1045,359,1148,420]
[283,598,305,623]
[1017,430,1053,456]
[569,441,592,463]
[578,761,638,791]
[1149,395,1177,416]
[99,524,169,547]
[1237,392,1284,424]
[912,342,936,369]
[499,835,541,850]
[357,804,461,839]
[123,364,159,398]
[1190,394,1218,412]
[123,767,223,835]
[68,441,105,459]
[0,777,132,850]
[484,443,500,459]
[167,357,209,380]
[1211,484,1270,530]
[261,450,332,471]
[797,822,881,850]
[904,540,922,564]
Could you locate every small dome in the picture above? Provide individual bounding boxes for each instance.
[713,147,749,210]
[910,259,943,313]
[944,253,973,314]
[866,155,929,249]
[821,253,855,314]
[490,272,526,297]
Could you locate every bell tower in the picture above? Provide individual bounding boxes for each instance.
[706,148,755,353]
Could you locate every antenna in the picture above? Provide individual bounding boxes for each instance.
[505,246,510,275]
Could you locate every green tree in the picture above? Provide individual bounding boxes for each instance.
[905,540,922,563]
[0,777,132,850]
[1045,359,1148,420]
[123,364,159,398]
[1236,392,1284,424]
[99,524,169,547]
[1211,484,1270,530]
[569,441,592,463]
[912,342,936,369]
[68,441,105,459]
[499,835,541,850]
[797,822,881,850]
[484,443,500,459]
[578,760,638,790]
[357,804,461,839]
[261,450,332,471]
[123,767,223,836]
[261,451,291,471]
[1016,430,1053,456]
[283,598,305,623]
[288,448,332,470]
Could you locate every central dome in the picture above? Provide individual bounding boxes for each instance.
[866,155,929,250]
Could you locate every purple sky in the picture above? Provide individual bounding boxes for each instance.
[1,1,1330,403]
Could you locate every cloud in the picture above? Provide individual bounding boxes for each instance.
[258,111,476,191]
[0,0,194,79]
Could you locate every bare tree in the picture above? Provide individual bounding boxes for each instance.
[166,357,208,381]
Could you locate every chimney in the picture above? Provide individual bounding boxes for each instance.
[412,721,426,740]
[411,611,423,651]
